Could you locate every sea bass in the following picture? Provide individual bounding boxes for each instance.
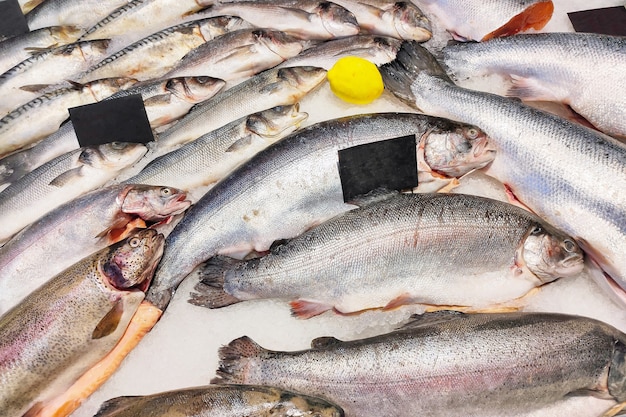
[0,228,164,417]
[94,384,344,417]
[0,142,146,244]
[0,184,190,313]
[380,41,626,305]
[146,113,495,310]
[412,0,554,41]
[213,311,626,417]
[191,192,583,317]
[442,33,626,139]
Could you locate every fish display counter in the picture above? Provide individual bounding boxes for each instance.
[0,0,624,416]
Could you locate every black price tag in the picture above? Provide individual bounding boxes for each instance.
[0,0,29,38]
[568,7,626,36]
[338,135,418,203]
[69,94,154,147]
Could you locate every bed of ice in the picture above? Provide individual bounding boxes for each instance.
[69,1,626,416]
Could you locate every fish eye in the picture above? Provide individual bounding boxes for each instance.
[195,76,210,84]
[531,226,543,235]
[110,141,126,150]
[563,239,576,252]
[129,237,140,248]
[160,187,172,196]
[465,127,480,139]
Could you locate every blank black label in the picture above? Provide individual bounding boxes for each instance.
[568,7,626,36]
[338,135,418,202]
[69,94,154,147]
[0,0,29,38]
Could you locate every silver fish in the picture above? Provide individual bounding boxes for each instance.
[213,311,626,417]
[0,77,137,157]
[0,184,190,313]
[442,33,626,139]
[0,39,111,115]
[380,41,626,306]
[155,66,327,153]
[126,105,308,196]
[25,0,131,31]
[77,17,250,83]
[93,384,344,417]
[191,192,583,317]
[412,0,554,41]
[196,0,360,40]
[145,113,495,310]
[0,228,164,417]
[0,25,82,74]
[0,142,147,244]
[161,29,307,81]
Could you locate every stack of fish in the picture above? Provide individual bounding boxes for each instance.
[0,0,625,416]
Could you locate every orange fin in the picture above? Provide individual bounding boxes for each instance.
[32,302,162,417]
[383,293,414,310]
[290,300,333,319]
[483,0,554,41]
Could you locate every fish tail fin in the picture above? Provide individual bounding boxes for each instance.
[188,256,243,309]
[94,396,140,417]
[380,41,452,105]
[212,336,266,384]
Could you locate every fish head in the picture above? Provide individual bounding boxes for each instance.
[384,2,432,41]
[246,104,309,138]
[99,228,165,291]
[521,223,584,283]
[275,391,345,417]
[166,76,225,103]
[276,66,327,95]
[200,16,251,40]
[422,122,496,177]
[79,142,147,170]
[608,339,626,402]
[370,36,404,64]
[121,185,191,222]
[257,30,305,61]
[315,2,360,38]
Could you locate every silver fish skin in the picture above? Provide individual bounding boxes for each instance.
[146,113,495,310]
[0,228,164,417]
[25,0,130,31]
[191,192,583,317]
[380,42,626,304]
[0,184,190,313]
[79,0,208,46]
[412,0,554,41]
[126,105,308,196]
[161,29,307,81]
[0,77,137,157]
[94,384,344,417]
[0,39,111,115]
[155,66,327,153]
[77,17,250,83]
[277,35,402,70]
[19,0,47,14]
[0,25,82,74]
[196,0,360,40]
[0,142,147,244]
[331,0,432,41]
[442,33,626,139]
[214,311,626,417]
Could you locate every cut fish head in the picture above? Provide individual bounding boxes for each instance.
[246,104,309,138]
[121,185,191,222]
[315,1,360,38]
[256,30,305,61]
[385,2,432,41]
[99,228,164,291]
[609,338,626,402]
[277,66,328,94]
[166,76,225,103]
[521,224,584,283]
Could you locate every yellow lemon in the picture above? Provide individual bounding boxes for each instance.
[327,56,384,105]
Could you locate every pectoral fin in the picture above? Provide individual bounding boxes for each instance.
[92,300,124,340]
[48,167,84,187]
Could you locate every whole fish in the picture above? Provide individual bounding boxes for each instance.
[0,184,190,313]
[155,66,327,153]
[380,42,626,305]
[0,39,111,115]
[161,29,307,81]
[277,35,402,69]
[0,77,137,157]
[94,384,344,417]
[0,142,147,244]
[25,0,131,31]
[146,113,496,310]
[126,105,308,196]
[0,228,164,417]
[331,0,432,41]
[412,0,554,41]
[213,311,626,417]
[77,17,251,83]
[442,33,626,139]
[191,192,583,317]
[0,25,82,74]
[196,0,360,40]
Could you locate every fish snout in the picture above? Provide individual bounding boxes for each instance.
[523,226,585,283]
